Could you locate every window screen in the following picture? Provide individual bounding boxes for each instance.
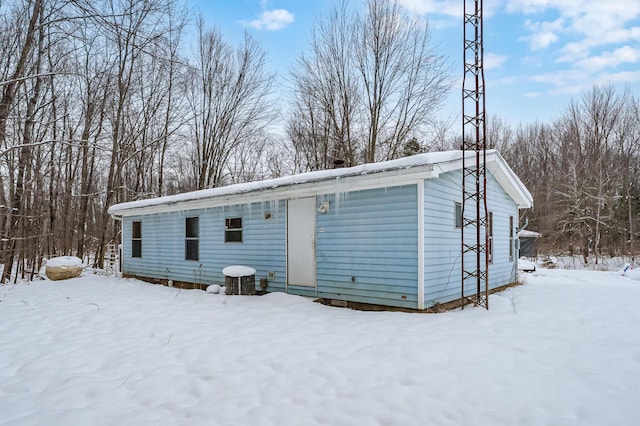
[225,218,242,243]
[488,212,493,264]
[185,217,199,261]
[455,202,462,229]
[132,221,141,258]
[509,216,514,261]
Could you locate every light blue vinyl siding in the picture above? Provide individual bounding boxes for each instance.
[122,200,286,290]
[316,184,419,309]
[423,170,518,306]
[121,169,518,310]
[485,172,519,289]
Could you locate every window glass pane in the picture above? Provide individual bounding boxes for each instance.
[185,217,199,260]
[132,221,141,258]
[509,216,514,261]
[132,221,141,239]
[454,203,462,228]
[225,218,242,229]
[132,240,142,258]
[225,217,243,243]
[488,212,493,264]
[186,217,199,238]
[225,230,242,243]
[186,240,199,261]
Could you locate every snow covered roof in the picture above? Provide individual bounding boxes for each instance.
[109,149,533,216]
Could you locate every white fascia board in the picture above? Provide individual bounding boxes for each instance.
[110,166,436,218]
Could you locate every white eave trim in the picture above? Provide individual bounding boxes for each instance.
[109,149,533,218]
[110,166,436,217]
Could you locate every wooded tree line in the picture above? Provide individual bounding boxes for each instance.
[0,0,279,281]
[0,0,637,283]
[491,86,640,263]
[0,0,450,281]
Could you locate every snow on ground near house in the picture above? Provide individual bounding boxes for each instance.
[1,270,639,425]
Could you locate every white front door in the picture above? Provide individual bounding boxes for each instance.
[287,197,316,287]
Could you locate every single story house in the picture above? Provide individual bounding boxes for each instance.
[109,150,533,310]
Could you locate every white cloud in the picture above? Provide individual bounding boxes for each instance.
[396,0,460,18]
[601,70,640,84]
[524,92,542,98]
[529,68,595,94]
[557,27,640,63]
[556,42,589,63]
[512,1,640,60]
[243,9,294,31]
[431,18,457,30]
[485,52,508,70]
[601,27,640,45]
[521,56,543,66]
[506,0,640,19]
[519,18,563,51]
[495,76,517,86]
[396,0,502,18]
[509,0,640,97]
[576,46,640,72]
[525,31,558,51]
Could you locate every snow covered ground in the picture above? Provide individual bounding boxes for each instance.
[1,269,639,425]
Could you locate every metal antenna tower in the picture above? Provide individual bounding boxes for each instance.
[461,0,489,309]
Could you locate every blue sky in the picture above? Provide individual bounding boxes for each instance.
[190,0,640,128]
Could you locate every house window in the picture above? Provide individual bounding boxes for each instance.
[509,216,514,261]
[488,212,493,264]
[454,202,462,229]
[185,217,199,261]
[225,218,242,243]
[132,221,141,258]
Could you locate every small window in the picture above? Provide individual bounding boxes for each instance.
[509,216,514,261]
[225,218,242,243]
[454,202,462,229]
[488,212,494,264]
[185,217,199,261]
[132,221,141,258]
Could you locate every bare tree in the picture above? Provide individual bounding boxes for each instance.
[0,0,194,278]
[288,0,451,168]
[611,93,640,260]
[499,85,637,261]
[356,0,451,162]
[188,20,275,189]
[85,0,185,267]
[0,0,44,282]
[558,86,626,263]
[288,0,360,170]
